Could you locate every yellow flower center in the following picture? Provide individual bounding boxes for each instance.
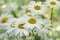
[28,18,36,24]
[39,14,46,19]
[26,9,30,13]
[1,17,8,23]
[18,24,25,29]
[50,1,56,5]
[41,24,45,28]
[34,5,41,10]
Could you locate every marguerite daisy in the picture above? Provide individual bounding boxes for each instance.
[28,1,47,15]
[38,23,52,36]
[13,22,29,37]
[18,14,41,31]
[0,4,7,9]
[3,17,31,37]
[1,18,17,37]
[0,14,13,23]
[45,0,60,8]
[7,3,18,11]
[20,5,31,15]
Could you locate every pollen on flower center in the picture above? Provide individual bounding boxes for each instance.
[26,9,30,13]
[28,18,36,24]
[18,24,25,29]
[50,1,56,5]
[1,17,8,23]
[34,5,41,10]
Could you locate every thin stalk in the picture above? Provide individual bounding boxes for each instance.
[51,8,53,24]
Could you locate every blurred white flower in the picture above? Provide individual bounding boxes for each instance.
[38,23,52,36]
[0,4,7,9]
[20,1,47,16]
[45,0,60,8]
[56,25,60,31]
[28,1,47,15]
[18,15,41,30]
[4,18,17,30]
[0,18,17,37]
[20,5,31,15]
[14,22,30,37]
[7,3,18,11]
[0,14,13,24]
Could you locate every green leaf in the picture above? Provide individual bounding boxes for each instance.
[11,10,19,18]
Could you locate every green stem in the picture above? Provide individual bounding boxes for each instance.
[51,8,53,24]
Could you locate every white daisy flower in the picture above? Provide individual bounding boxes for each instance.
[18,14,41,30]
[4,18,17,30]
[0,4,8,14]
[0,14,13,23]
[5,18,17,30]
[0,18,17,37]
[11,17,30,37]
[7,3,18,11]
[0,4,7,9]
[3,17,29,37]
[38,23,52,36]
[45,0,60,8]
[3,15,32,37]
[20,5,31,15]
[13,23,29,37]
[28,1,47,15]
[0,13,14,31]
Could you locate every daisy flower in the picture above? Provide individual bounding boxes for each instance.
[4,18,17,30]
[4,18,17,36]
[18,14,41,31]
[0,13,14,30]
[45,0,60,8]
[13,22,30,37]
[0,4,7,9]
[7,3,18,11]
[28,1,47,15]
[20,5,31,15]
[38,23,52,36]
[9,17,32,37]
[3,17,30,37]
[0,14,13,24]
[0,4,8,14]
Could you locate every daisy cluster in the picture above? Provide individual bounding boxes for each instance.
[0,0,60,40]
